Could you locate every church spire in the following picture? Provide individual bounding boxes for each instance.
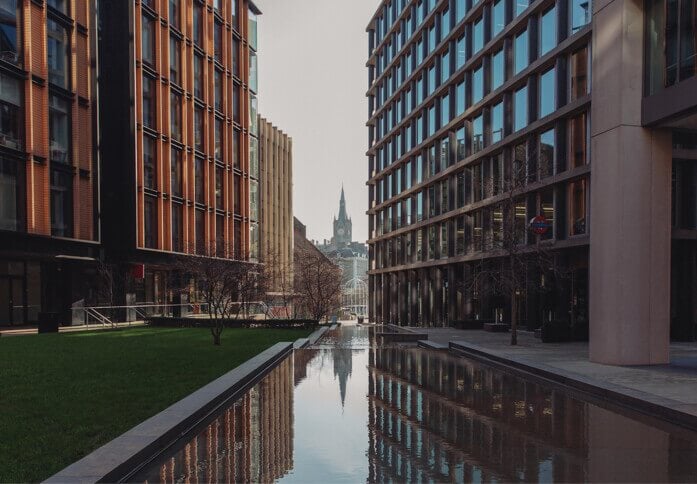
[338,184,348,221]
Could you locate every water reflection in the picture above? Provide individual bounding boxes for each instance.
[135,324,697,483]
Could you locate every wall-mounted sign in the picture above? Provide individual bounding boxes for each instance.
[529,215,550,235]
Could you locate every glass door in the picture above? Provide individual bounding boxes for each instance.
[0,276,25,325]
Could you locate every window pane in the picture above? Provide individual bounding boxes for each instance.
[170,147,182,197]
[540,128,555,178]
[472,65,484,104]
[171,203,182,252]
[516,0,530,16]
[515,30,529,75]
[47,20,69,88]
[540,67,556,117]
[456,80,466,115]
[170,92,181,141]
[569,179,587,235]
[571,0,592,33]
[492,101,504,143]
[0,0,20,65]
[514,86,528,131]
[456,35,466,68]
[143,135,156,190]
[142,75,155,129]
[194,55,204,99]
[249,52,258,93]
[0,73,22,150]
[473,17,484,54]
[569,112,588,168]
[144,196,157,248]
[49,95,70,164]
[472,114,484,153]
[249,136,259,178]
[0,155,21,230]
[50,168,72,237]
[169,36,180,85]
[540,6,557,55]
[492,0,505,36]
[141,14,154,66]
[195,157,205,205]
[570,47,589,101]
[492,49,505,90]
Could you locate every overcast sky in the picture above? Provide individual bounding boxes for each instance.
[256,0,379,244]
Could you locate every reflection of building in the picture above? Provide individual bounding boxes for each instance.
[141,356,294,483]
[333,348,353,407]
[367,346,697,482]
[259,116,293,316]
[0,0,99,325]
[366,0,697,364]
[97,0,261,311]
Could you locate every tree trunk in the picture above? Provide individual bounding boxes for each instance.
[511,288,518,346]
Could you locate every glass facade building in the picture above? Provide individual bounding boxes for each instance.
[367,0,697,360]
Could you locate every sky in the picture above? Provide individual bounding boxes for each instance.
[255,0,380,244]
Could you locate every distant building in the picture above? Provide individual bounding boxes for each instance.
[316,188,368,317]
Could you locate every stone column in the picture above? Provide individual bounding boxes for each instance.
[589,0,672,364]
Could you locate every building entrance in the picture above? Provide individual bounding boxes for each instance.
[0,275,25,325]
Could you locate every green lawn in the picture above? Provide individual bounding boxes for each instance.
[0,326,311,482]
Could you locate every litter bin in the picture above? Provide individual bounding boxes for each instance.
[38,312,61,333]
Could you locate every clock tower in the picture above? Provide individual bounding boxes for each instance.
[332,185,352,247]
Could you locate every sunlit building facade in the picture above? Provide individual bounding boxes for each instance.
[98,0,261,308]
[0,0,99,324]
[366,0,697,364]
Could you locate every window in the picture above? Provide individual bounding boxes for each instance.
[0,155,22,230]
[214,21,222,63]
[249,136,259,178]
[441,51,451,83]
[472,211,483,251]
[571,0,592,33]
[47,20,69,88]
[0,73,21,150]
[169,0,179,29]
[493,205,504,248]
[428,65,436,95]
[195,209,206,254]
[456,127,465,160]
[492,49,505,90]
[215,118,223,161]
[144,196,157,248]
[428,224,437,259]
[456,35,466,68]
[172,203,182,252]
[170,147,182,198]
[250,179,259,221]
[570,47,589,101]
[569,113,588,168]
[540,6,557,56]
[0,0,20,65]
[513,142,526,184]
[472,113,484,153]
[141,13,155,67]
[233,129,240,168]
[492,0,505,36]
[440,223,448,257]
[194,107,204,152]
[441,8,451,38]
[214,69,223,111]
[143,135,156,190]
[416,191,424,221]
[142,75,156,129]
[233,38,240,77]
[248,9,258,51]
[492,101,504,143]
[514,86,528,132]
[170,92,181,141]
[441,180,449,214]
[440,136,450,169]
[195,157,205,205]
[515,30,529,75]
[472,65,484,104]
[249,95,258,136]
[456,80,466,115]
[569,179,587,235]
[193,2,203,46]
[169,36,180,85]
[441,94,450,126]
[233,174,241,214]
[194,55,204,99]
[472,163,482,201]
[428,104,436,137]
[473,17,484,54]
[249,52,258,93]
[215,165,224,209]
[492,153,504,194]
[540,188,554,240]
[539,67,556,118]
[540,129,555,178]
[50,168,72,237]
[456,0,466,22]
[516,0,530,16]
[49,95,70,164]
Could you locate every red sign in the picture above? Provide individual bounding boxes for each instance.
[131,264,145,279]
[529,215,550,235]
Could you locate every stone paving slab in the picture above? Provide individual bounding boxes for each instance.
[422,328,697,425]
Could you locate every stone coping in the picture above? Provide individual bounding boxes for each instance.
[45,342,294,484]
[417,340,448,351]
[306,326,329,346]
[449,340,697,433]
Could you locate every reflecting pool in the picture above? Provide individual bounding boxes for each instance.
[135,324,697,483]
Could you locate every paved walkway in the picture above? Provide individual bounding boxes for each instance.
[422,328,697,421]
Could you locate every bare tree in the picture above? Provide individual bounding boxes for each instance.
[293,245,342,321]
[178,242,267,345]
[462,143,566,345]
[260,249,295,319]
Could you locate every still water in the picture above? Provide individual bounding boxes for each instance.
[135,324,697,483]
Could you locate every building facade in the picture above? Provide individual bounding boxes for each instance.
[98,0,261,310]
[366,0,697,364]
[0,0,99,324]
[259,115,293,312]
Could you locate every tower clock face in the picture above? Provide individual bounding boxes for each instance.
[337,228,345,236]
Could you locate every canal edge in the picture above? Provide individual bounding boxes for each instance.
[45,341,294,484]
[448,340,697,433]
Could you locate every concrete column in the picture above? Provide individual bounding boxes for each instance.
[589,0,672,364]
